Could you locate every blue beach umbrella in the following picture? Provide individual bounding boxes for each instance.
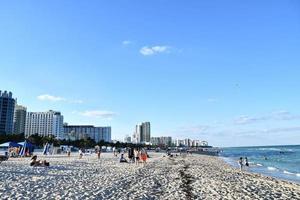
[43,143,50,155]
[0,141,22,148]
[19,141,28,157]
[18,141,34,155]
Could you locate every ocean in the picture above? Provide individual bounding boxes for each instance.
[220,145,300,184]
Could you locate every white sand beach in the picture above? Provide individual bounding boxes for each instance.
[0,153,299,200]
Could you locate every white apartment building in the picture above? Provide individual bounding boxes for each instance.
[25,110,64,139]
[63,125,111,142]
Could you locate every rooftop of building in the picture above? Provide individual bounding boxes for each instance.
[0,90,14,98]
[64,125,111,128]
[27,110,61,115]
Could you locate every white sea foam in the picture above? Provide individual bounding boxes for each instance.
[296,173,300,177]
[267,167,278,171]
[286,149,294,152]
[283,170,294,175]
[258,148,281,151]
[256,163,263,167]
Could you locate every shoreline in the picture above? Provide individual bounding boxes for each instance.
[0,152,299,199]
[220,155,300,185]
[219,155,300,186]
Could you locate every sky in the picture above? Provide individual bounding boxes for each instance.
[0,0,300,147]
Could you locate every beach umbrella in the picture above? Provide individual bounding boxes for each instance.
[19,141,34,155]
[0,142,22,148]
[19,140,28,157]
[43,143,49,155]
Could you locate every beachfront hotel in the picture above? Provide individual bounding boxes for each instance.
[24,110,64,139]
[151,136,172,146]
[63,125,111,142]
[132,122,151,144]
[0,90,16,135]
[13,104,27,135]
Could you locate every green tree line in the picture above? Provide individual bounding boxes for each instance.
[0,133,149,149]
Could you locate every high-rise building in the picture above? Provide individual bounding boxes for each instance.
[134,124,142,143]
[142,122,151,143]
[133,122,151,144]
[25,110,64,138]
[63,125,111,143]
[13,104,27,135]
[132,132,138,144]
[0,91,16,135]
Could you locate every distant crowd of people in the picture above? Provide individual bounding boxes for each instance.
[76,147,149,165]
[115,147,148,165]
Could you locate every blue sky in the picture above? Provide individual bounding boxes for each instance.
[1,1,300,147]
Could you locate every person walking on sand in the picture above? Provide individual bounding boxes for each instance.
[238,157,243,170]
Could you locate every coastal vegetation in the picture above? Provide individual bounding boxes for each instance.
[0,133,148,149]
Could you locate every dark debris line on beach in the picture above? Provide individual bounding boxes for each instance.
[173,157,196,200]
[179,163,196,200]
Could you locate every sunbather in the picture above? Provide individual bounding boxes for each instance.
[120,153,128,163]
[30,155,50,167]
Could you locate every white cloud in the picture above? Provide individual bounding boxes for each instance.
[80,110,117,119]
[234,115,267,125]
[122,40,132,45]
[37,94,83,104]
[37,94,66,102]
[140,45,170,56]
[234,110,300,125]
[271,110,300,120]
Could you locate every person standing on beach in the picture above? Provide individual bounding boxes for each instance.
[134,149,139,165]
[128,147,134,163]
[140,149,147,166]
[245,157,249,167]
[79,149,83,159]
[238,157,243,170]
[97,149,101,160]
[113,147,117,157]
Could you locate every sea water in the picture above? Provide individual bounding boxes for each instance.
[220,145,300,183]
